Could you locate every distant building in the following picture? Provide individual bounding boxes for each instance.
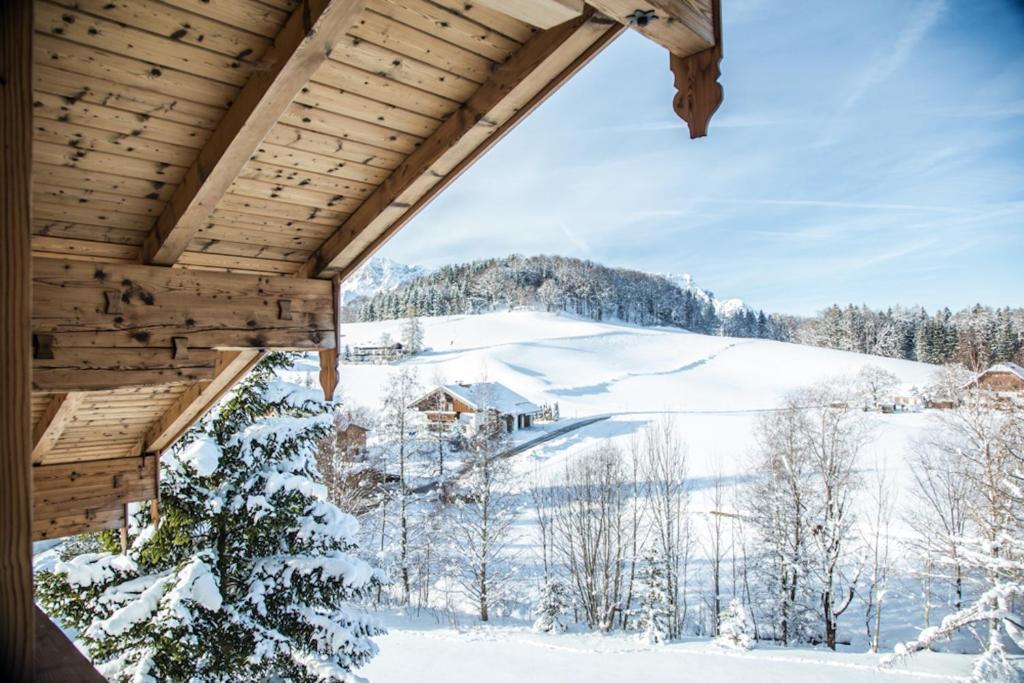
[338,422,368,460]
[892,384,926,412]
[348,342,405,364]
[411,382,541,434]
[969,362,1024,393]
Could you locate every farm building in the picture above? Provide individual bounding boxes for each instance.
[0,0,724,676]
[969,362,1024,393]
[412,382,542,434]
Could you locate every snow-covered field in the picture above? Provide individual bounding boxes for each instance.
[316,310,938,506]
[361,611,973,682]
[289,311,998,680]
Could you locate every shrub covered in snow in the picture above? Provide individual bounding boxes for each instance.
[715,599,755,651]
[37,354,384,682]
[532,580,569,634]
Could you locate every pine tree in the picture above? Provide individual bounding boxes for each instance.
[636,550,674,644]
[715,598,755,650]
[37,354,384,682]
[532,580,570,634]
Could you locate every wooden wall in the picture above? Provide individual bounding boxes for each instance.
[1,0,35,677]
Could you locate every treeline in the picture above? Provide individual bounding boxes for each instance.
[345,254,781,340]
[776,304,1024,370]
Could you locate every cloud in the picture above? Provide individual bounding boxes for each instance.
[840,0,947,113]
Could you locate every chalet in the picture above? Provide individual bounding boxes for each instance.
[0,0,725,676]
[969,363,1024,394]
[412,382,542,434]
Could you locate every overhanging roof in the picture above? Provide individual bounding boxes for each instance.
[25,0,722,539]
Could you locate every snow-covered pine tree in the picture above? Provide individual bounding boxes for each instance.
[715,598,755,650]
[401,308,424,354]
[636,550,674,644]
[37,354,384,682]
[532,580,570,634]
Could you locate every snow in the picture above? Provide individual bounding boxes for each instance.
[361,612,974,683]
[89,573,172,637]
[332,311,936,418]
[662,272,747,316]
[166,438,221,477]
[55,552,137,588]
[436,382,541,415]
[339,256,427,305]
[309,311,988,679]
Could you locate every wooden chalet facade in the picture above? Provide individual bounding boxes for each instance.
[412,382,541,433]
[971,363,1024,393]
[0,0,724,677]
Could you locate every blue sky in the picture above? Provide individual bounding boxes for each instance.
[378,0,1024,315]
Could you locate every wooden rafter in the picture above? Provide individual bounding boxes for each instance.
[586,0,715,56]
[473,0,584,28]
[31,392,86,464]
[145,350,263,454]
[139,0,368,266]
[297,11,626,280]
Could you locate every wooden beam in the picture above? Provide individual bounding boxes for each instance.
[0,0,35,675]
[33,258,336,350]
[32,392,86,463]
[33,347,218,392]
[473,0,583,28]
[586,0,714,56]
[34,607,105,682]
[33,455,157,541]
[139,0,368,266]
[298,11,626,280]
[145,350,263,453]
[669,0,722,138]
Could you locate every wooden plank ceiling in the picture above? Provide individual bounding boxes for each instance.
[27,0,720,538]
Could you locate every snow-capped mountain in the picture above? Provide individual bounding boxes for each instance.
[663,272,747,316]
[339,256,428,305]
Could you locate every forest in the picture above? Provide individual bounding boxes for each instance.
[347,254,1024,370]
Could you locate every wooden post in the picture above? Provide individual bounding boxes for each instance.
[0,0,35,677]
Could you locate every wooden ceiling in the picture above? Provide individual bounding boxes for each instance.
[23,0,721,539]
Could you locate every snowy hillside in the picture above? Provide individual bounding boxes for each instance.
[338,256,428,305]
[312,311,985,682]
[326,311,939,520]
[333,310,933,415]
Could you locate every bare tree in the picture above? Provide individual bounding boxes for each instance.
[862,462,895,653]
[447,400,519,622]
[551,443,630,631]
[748,399,815,645]
[747,380,867,649]
[380,367,424,603]
[702,470,732,636]
[797,382,868,650]
[642,418,690,639]
[890,389,1024,679]
[905,437,970,612]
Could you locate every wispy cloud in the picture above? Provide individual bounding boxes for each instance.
[840,0,947,113]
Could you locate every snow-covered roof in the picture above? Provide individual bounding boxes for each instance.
[981,362,1024,380]
[431,382,540,415]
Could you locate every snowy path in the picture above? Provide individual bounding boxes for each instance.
[361,622,972,682]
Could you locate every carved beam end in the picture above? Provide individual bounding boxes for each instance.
[669,0,723,139]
